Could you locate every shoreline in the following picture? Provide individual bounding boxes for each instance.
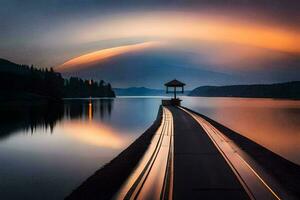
[187,95,300,100]
[65,106,163,200]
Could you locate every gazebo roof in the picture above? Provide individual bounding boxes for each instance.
[164,79,185,87]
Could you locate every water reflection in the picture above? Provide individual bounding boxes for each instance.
[63,98,113,121]
[0,102,64,139]
[182,97,300,165]
[89,102,93,120]
[0,97,161,200]
[0,98,114,140]
[62,120,130,149]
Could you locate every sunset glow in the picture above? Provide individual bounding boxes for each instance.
[54,12,300,74]
[2,1,300,199]
[68,12,300,54]
[56,41,162,71]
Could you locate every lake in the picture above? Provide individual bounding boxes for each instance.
[181,97,300,165]
[0,97,299,199]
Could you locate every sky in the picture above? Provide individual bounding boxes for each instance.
[0,0,300,88]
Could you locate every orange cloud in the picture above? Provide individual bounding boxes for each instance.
[53,12,300,72]
[56,41,163,71]
[72,12,300,54]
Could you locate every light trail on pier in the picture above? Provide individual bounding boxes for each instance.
[114,107,174,200]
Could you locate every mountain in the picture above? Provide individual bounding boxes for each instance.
[189,81,300,99]
[114,87,165,96]
[114,87,190,96]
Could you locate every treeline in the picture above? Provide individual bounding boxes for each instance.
[0,58,115,100]
[64,77,115,98]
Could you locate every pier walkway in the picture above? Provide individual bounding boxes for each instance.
[116,106,280,200]
[169,106,249,199]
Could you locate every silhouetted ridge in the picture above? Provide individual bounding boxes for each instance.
[114,87,165,96]
[189,82,300,99]
[114,87,190,96]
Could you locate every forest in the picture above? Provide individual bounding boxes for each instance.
[0,58,115,100]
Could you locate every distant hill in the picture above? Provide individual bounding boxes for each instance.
[114,87,165,96]
[114,87,190,96]
[189,81,300,99]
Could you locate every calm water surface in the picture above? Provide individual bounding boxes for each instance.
[0,97,299,199]
[182,97,300,165]
[0,97,162,200]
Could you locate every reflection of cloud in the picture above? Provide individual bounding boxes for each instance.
[56,41,163,71]
[62,120,131,149]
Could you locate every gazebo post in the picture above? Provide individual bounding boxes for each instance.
[174,87,177,99]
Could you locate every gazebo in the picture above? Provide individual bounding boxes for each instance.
[163,79,185,106]
[165,79,185,99]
